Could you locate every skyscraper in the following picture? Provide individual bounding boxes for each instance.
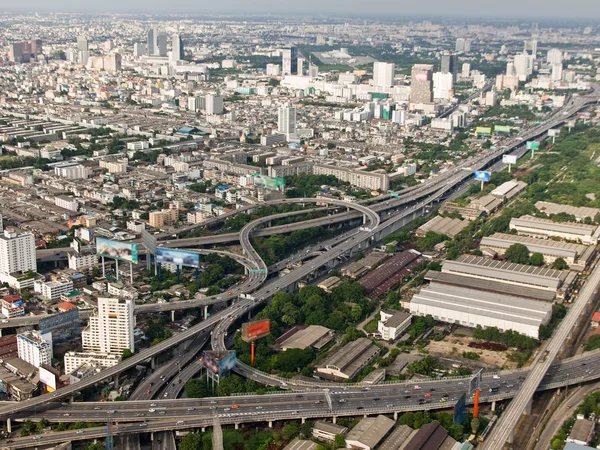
[77,35,88,53]
[172,34,184,61]
[410,64,434,104]
[82,297,135,355]
[278,103,297,136]
[547,48,563,65]
[133,43,146,58]
[440,52,458,82]
[147,28,156,56]
[0,229,36,275]
[513,54,533,80]
[205,94,224,115]
[461,63,471,79]
[373,62,395,88]
[282,47,298,75]
[455,38,471,53]
[433,72,454,100]
[30,39,43,55]
[297,56,305,75]
[157,32,168,57]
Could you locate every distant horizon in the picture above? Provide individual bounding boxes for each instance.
[0,1,599,22]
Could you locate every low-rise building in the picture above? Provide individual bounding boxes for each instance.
[312,421,348,442]
[378,310,412,341]
[416,216,468,239]
[1,295,25,318]
[277,325,334,351]
[567,416,595,446]
[345,415,395,450]
[535,201,600,222]
[63,351,121,376]
[510,215,600,245]
[34,278,74,301]
[316,338,380,380]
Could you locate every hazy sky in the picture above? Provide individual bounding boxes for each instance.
[2,0,599,19]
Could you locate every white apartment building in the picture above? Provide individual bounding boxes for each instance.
[99,159,128,174]
[17,330,53,368]
[278,102,297,136]
[313,164,389,191]
[34,278,74,301]
[205,94,224,115]
[54,162,90,180]
[0,229,36,275]
[373,62,395,88]
[55,196,79,212]
[68,250,98,271]
[63,352,121,376]
[82,297,135,354]
[433,72,454,100]
[1,298,25,318]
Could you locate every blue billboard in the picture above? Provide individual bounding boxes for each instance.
[156,248,200,268]
[474,171,490,182]
[453,393,467,425]
[202,350,237,377]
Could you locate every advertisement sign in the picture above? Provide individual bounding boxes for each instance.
[526,141,540,150]
[494,125,512,134]
[202,350,237,377]
[474,171,491,182]
[453,393,467,425]
[548,129,560,137]
[253,175,285,192]
[502,155,518,165]
[475,127,492,136]
[241,319,271,343]
[39,366,57,391]
[156,248,200,268]
[96,238,139,264]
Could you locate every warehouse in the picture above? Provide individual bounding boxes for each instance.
[276,325,334,351]
[490,180,528,201]
[359,250,421,298]
[442,255,568,292]
[410,282,552,338]
[535,201,600,222]
[510,215,600,245]
[416,216,468,239]
[345,415,396,450]
[316,338,380,380]
[480,232,596,270]
[403,421,457,450]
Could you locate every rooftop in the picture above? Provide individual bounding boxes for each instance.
[345,415,395,449]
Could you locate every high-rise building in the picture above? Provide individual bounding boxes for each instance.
[278,102,297,136]
[524,39,538,58]
[513,54,533,80]
[373,62,395,88]
[282,47,299,75]
[455,38,471,53]
[147,28,156,56]
[461,62,471,79]
[297,56,305,75]
[410,64,434,104]
[81,297,135,355]
[30,39,43,55]
[440,52,459,82]
[171,34,184,61]
[547,48,563,65]
[309,64,319,78]
[266,64,281,76]
[17,330,52,368]
[156,32,167,57]
[551,64,563,81]
[133,43,146,58]
[77,36,88,53]
[0,229,36,275]
[433,72,454,100]
[103,53,122,72]
[205,94,224,115]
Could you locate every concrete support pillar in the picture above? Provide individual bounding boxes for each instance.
[507,429,515,444]
[201,427,205,433]
[204,305,209,320]
[301,418,306,424]
[0,329,3,337]
[524,398,532,415]
[362,214,366,225]
[332,417,336,424]
[70,395,74,403]
[235,423,240,430]
[150,432,154,442]
[151,357,156,370]
[268,421,273,428]
[171,310,175,322]
[114,375,119,389]
[393,412,398,420]
[6,418,11,433]
[491,401,496,412]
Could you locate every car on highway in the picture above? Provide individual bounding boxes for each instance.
[224,408,231,411]
[63,413,71,416]
[139,423,147,427]
[33,436,42,440]
[76,430,84,434]
[232,405,239,409]
[176,421,185,425]
[159,411,166,415]
[187,407,195,411]
[93,406,101,410]
[108,410,116,414]
[424,393,431,398]
[146,390,151,394]
[150,403,157,406]
[148,409,156,412]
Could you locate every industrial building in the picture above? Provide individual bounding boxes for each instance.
[402,421,457,450]
[490,180,527,201]
[359,250,421,298]
[312,421,348,442]
[341,252,389,279]
[416,216,468,239]
[510,215,600,245]
[535,201,600,222]
[480,232,595,270]
[345,415,395,450]
[410,281,552,338]
[276,325,334,351]
[283,440,317,450]
[316,338,380,380]
[378,425,416,450]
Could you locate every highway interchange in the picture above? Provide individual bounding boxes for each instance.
[0,86,598,448]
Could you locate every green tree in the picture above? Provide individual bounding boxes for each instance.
[471,417,480,434]
[334,434,346,449]
[282,422,299,441]
[121,349,133,360]
[505,243,530,264]
[530,252,544,266]
[179,433,203,450]
[552,258,569,270]
[36,418,48,432]
[184,378,211,398]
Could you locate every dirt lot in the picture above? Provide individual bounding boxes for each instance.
[425,336,518,370]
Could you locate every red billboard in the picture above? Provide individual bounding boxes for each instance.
[241,319,271,343]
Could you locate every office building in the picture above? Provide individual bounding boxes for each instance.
[297,56,305,75]
[552,64,563,81]
[278,102,297,136]
[433,72,454,100]
[309,64,319,78]
[133,43,146,58]
[547,48,563,65]
[282,47,299,75]
[440,52,458,82]
[266,64,281,76]
[99,158,127,173]
[410,64,434,104]
[30,39,42,55]
[373,62,395,88]
[17,331,52,369]
[171,34,184,61]
[77,35,88,53]
[55,196,79,212]
[205,94,224,115]
[524,39,538,57]
[63,352,121,376]
[103,53,122,72]
[147,28,156,56]
[0,229,36,276]
[378,310,412,341]
[81,297,135,355]
[455,38,471,53]
[156,32,167,57]
[34,278,74,301]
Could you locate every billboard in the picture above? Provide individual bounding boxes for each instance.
[474,171,490,182]
[96,238,139,264]
[39,366,57,391]
[526,141,540,150]
[502,155,518,165]
[453,393,467,425]
[253,175,285,192]
[494,125,512,134]
[241,319,271,343]
[475,127,492,136]
[156,248,200,268]
[39,309,80,332]
[202,350,237,377]
[548,129,561,137]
